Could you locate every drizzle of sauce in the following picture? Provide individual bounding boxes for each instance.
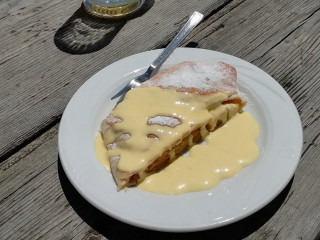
[95,108,260,195]
[138,112,259,194]
[96,86,260,194]
[102,87,232,173]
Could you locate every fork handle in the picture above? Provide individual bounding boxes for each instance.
[149,11,203,72]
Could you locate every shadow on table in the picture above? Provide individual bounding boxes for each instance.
[58,158,293,239]
[54,1,154,54]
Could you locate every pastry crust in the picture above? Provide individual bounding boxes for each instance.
[101,61,245,190]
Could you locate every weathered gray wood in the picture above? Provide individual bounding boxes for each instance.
[0,0,230,159]
[0,130,83,240]
[0,0,320,239]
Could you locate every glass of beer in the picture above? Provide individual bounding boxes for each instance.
[83,0,145,18]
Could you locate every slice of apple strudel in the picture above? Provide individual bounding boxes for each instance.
[101,61,245,190]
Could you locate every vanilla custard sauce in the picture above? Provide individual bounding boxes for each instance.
[95,87,260,194]
[102,87,232,173]
[138,112,259,194]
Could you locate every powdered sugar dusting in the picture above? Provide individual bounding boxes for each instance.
[118,133,131,141]
[141,61,237,95]
[101,115,122,132]
[110,155,120,162]
[148,116,181,127]
[107,134,131,150]
[107,143,117,150]
[106,115,122,123]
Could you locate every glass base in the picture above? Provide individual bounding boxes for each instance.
[83,0,145,18]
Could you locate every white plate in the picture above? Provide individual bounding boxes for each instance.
[58,48,303,232]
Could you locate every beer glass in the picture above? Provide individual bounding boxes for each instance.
[83,0,145,18]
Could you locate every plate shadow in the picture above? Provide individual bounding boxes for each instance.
[58,158,293,239]
[54,1,154,54]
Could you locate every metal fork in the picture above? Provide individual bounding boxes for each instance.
[111,11,204,100]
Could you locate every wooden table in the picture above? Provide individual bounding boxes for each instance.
[1,0,319,239]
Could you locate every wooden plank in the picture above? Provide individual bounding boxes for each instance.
[0,0,231,160]
[0,126,87,240]
[0,0,68,27]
